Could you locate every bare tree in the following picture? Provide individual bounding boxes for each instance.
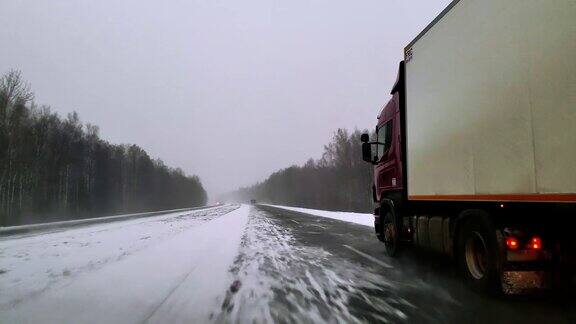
[0,70,34,113]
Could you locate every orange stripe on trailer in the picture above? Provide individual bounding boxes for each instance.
[408,194,576,203]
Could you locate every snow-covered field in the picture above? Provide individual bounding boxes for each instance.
[263,204,374,227]
[0,205,248,323]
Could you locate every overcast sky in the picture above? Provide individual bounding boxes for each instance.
[0,0,450,199]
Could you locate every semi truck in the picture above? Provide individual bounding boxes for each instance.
[361,0,575,293]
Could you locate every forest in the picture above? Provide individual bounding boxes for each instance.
[0,70,207,226]
[223,128,374,213]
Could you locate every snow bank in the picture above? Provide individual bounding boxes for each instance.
[264,205,373,228]
[0,205,218,237]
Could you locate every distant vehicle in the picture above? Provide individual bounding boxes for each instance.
[250,199,257,204]
[361,0,575,293]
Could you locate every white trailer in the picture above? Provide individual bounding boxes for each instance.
[405,0,576,200]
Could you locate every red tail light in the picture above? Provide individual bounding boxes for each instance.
[506,237,519,250]
[529,236,542,250]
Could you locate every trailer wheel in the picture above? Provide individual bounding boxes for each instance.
[456,214,501,293]
[381,210,401,257]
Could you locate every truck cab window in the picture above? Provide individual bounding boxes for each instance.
[377,120,393,160]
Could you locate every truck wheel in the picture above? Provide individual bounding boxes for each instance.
[382,210,401,257]
[456,214,501,293]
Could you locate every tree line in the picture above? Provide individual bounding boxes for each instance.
[222,128,374,213]
[0,70,207,226]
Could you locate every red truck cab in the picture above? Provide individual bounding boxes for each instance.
[362,64,408,253]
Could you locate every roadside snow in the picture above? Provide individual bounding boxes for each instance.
[0,204,249,323]
[264,205,373,227]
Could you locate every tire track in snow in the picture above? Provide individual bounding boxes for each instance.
[142,265,198,323]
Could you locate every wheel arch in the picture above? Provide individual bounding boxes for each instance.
[451,209,493,258]
[379,197,396,216]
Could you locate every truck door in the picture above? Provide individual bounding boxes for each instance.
[375,118,398,196]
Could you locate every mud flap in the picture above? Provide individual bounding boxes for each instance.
[502,271,550,294]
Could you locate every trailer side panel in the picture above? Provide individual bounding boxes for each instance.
[405,0,576,199]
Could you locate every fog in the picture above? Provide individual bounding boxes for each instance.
[0,0,450,198]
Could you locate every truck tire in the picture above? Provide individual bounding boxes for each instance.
[456,214,502,293]
[381,210,401,257]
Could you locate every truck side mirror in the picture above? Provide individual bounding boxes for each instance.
[361,133,374,163]
[362,142,373,163]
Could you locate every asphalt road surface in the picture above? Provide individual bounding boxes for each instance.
[1,204,575,323]
[218,205,576,323]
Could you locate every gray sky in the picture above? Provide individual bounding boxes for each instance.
[0,0,450,198]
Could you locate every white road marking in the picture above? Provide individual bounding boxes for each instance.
[343,245,393,269]
[290,220,300,224]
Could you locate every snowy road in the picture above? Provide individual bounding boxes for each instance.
[1,204,575,323]
[0,205,247,323]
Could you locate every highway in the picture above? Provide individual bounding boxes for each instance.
[1,204,575,323]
